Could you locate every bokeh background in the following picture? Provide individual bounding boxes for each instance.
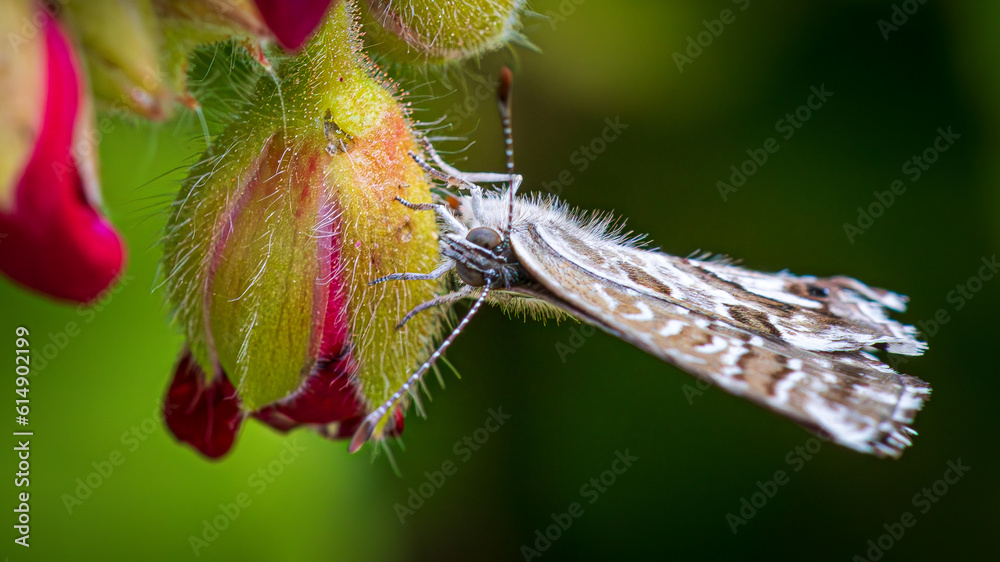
[4,1,999,560]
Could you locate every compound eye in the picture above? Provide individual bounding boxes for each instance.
[456,263,487,287]
[466,227,501,250]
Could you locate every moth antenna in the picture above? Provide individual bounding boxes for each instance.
[498,67,515,175]
[497,67,518,239]
[348,283,493,453]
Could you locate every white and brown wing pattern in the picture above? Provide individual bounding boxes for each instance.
[509,217,930,458]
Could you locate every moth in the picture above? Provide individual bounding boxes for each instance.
[349,69,930,458]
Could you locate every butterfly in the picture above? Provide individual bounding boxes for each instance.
[349,69,930,458]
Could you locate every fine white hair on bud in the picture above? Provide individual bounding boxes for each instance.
[359,0,528,64]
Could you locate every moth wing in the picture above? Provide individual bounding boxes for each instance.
[510,223,930,458]
[693,260,925,355]
[509,217,926,357]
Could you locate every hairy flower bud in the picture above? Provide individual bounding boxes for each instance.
[155,0,273,105]
[359,0,526,64]
[161,2,442,458]
[156,0,336,105]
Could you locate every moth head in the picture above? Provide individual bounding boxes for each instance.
[456,227,502,287]
[466,226,502,250]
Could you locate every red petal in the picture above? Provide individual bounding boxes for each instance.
[254,352,366,431]
[0,13,125,303]
[253,0,334,50]
[163,351,244,459]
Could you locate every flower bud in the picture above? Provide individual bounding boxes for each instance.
[161,3,442,457]
[359,0,526,64]
[154,1,335,109]
[154,0,273,104]
[61,0,173,120]
[0,0,44,207]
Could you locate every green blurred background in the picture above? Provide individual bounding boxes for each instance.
[4,1,999,560]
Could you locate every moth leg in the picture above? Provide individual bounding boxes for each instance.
[395,285,475,329]
[502,174,523,238]
[370,261,455,286]
[459,170,522,187]
[418,138,471,179]
[394,196,468,235]
[411,141,520,231]
[468,185,486,226]
[416,139,522,186]
[409,150,479,191]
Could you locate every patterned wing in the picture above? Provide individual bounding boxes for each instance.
[510,222,930,458]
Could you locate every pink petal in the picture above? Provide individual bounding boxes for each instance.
[0,12,125,303]
[163,351,244,459]
[253,352,366,431]
[253,0,334,50]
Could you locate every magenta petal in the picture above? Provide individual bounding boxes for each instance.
[254,353,366,431]
[254,0,334,50]
[163,352,244,459]
[0,13,125,303]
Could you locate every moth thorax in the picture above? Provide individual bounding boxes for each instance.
[457,227,502,287]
